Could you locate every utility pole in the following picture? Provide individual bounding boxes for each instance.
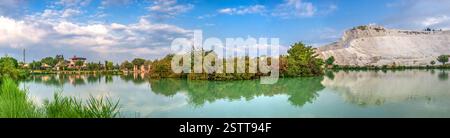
[23,48,26,63]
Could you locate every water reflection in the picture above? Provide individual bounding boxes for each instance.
[150,77,325,107]
[19,70,450,117]
[322,70,450,106]
[21,74,325,107]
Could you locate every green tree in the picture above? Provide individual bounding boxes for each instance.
[105,61,114,70]
[75,60,84,70]
[29,61,42,70]
[120,60,133,70]
[132,58,146,68]
[40,57,56,67]
[0,56,18,68]
[87,62,100,70]
[0,57,20,78]
[285,42,324,77]
[430,60,436,65]
[437,55,449,65]
[325,56,335,66]
[114,64,120,70]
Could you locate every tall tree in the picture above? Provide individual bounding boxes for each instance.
[41,57,56,67]
[105,61,114,70]
[120,60,133,70]
[75,60,84,71]
[285,42,324,76]
[437,55,449,65]
[132,58,146,67]
[0,56,20,78]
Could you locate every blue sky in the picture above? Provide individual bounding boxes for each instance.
[1,0,450,62]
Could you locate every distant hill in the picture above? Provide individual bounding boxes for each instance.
[316,25,450,66]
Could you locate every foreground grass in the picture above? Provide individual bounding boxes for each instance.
[0,77,120,118]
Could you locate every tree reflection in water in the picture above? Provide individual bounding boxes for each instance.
[21,74,326,107]
[150,77,325,107]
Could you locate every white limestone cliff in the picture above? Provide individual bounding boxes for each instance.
[317,25,450,66]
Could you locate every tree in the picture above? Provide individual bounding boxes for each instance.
[120,60,133,71]
[75,60,84,70]
[285,42,324,77]
[437,55,449,65]
[114,64,120,70]
[41,57,56,67]
[87,62,100,70]
[430,60,436,65]
[0,56,18,68]
[132,58,146,67]
[325,56,335,66]
[132,58,146,71]
[105,61,114,70]
[29,61,42,70]
[0,56,20,78]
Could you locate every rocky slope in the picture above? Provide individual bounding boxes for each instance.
[316,25,450,66]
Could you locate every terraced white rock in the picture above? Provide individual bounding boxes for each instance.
[317,25,450,66]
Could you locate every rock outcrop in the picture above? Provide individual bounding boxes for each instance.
[317,25,450,66]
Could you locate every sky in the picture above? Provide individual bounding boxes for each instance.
[1,0,450,62]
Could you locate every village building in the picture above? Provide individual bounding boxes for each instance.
[68,55,87,69]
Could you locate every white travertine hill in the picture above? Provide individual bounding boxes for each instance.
[316,25,450,66]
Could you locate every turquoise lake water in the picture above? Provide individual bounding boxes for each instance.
[20,69,450,117]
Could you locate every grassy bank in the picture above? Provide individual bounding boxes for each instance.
[0,77,120,118]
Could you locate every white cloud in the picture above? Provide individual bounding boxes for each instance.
[147,0,194,18]
[384,0,450,30]
[0,16,47,46]
[0,13,193,61]
[61,8,82,18]
[272,0,316,18]
[218,5,266,15]
[421,15,450,27]
[101,0,133,6]
[56,0,91,7]
[216,0,335,18]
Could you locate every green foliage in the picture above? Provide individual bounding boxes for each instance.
[105,61,114,70]
[150,77,325,107]
[0,77,41,118]
[87,62,101,70]
[325,56,335,65]
[40,57,57,67]
[0,56,24,79]
[430,60,436,65]
[132,58,146,66]
[0,77,120,118]
[0,56,18,68]
[120,60,133,70]
[150,54,178,78]
[29,61,42,70]
[355,25,368,30]
[285,42,324,77]
[75,60,84,69]
[437,55,449,65]
[44,93,119,118]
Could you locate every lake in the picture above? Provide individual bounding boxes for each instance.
[20,69,450,118]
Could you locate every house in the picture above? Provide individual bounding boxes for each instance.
[68,55,87,69]
[41,63,52,69]
[54,60,70,71]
